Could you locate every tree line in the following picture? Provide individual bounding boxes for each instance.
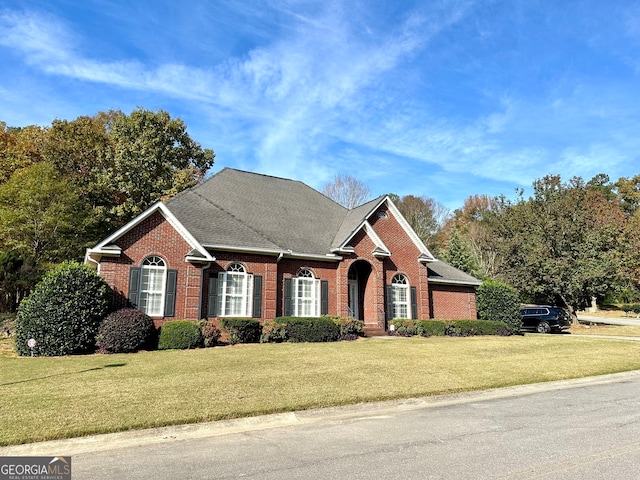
[0,109,214,311]
[2,107,638,316]
[323,172,640,315]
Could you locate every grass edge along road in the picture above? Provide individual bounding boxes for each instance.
[2,334,640,446]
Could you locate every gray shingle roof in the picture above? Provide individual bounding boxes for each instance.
[167,168,348,255]
[427,261,482,286]
[165,168,481,286]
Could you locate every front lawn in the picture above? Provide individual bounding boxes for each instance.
[570,324,640,337]
[2,335,640,446]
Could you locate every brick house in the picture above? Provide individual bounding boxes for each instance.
[85,168,481,333]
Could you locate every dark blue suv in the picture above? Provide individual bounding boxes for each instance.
[520,305,572,333]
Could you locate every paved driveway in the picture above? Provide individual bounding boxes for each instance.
[578,314,640,327]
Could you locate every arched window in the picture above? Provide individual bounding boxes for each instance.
[140,256,166,316]
[391,273,410,319]
[293,269,320,317]
[216,263,253,317]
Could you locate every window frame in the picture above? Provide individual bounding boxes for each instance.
[391,273,410,320]
[293,269,321,317]
[217,263,254,317]
[139,256,167,317]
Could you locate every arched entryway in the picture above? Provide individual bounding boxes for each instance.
[347,261,372,323]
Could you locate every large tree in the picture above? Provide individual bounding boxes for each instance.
[0,109,215,311]
[443,194,503,279]
[0,123,47,183]
[321,174,371,209]
[0,162,82,263]
[43,108,215,229]
[494,175,625,318]
[394,195,449,254]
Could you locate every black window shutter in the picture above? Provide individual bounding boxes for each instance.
[253,275,263,318]
[284,278,292,316]
[208,276,218,317]
[411,286,418,320]
[321,280,329,315]
[164,269,178,317]
[386,284,393,321]
[128,267,141,308]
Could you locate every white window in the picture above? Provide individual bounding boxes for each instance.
[217,263,253,317]
[391,274,410,319]
[293,269,321,317]
[140,256,166,317]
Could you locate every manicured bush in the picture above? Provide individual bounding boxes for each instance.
[96,308,156,353]
[158,320,203,350]
[260,321,288,343]
[417,320,447,337]
[96,308,158,353]
[220,318,261,344]
[15,262,111,356]
[199,320,221,347]
[476,280,523,333]
[273,316,340,343]
[389,319,511,337]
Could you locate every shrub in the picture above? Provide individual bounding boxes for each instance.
[389,319,417,337]
[15,262,111,356]
[417,320,447,337]
[272,316,340,343]
[476,280,522,333]
[220,318,261,344]
[260,321,288,343]
[620,303,640,315]
[389,319,510,337]
[329,316,364,341]
[96,308,156,353]
[199,320,221,347]
[158,320,203,350]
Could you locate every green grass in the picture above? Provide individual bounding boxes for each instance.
[2,335,640,446]
[570,324,640,337]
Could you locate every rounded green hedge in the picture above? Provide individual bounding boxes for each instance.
[158,320,203,350]
[15,262,111,356]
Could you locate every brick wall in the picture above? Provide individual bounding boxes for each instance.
[429,284,478,319]
[98,211,204,326]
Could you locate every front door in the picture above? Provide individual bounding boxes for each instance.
[348,278,359,319]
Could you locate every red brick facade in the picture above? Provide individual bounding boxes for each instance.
[93,203,478,330]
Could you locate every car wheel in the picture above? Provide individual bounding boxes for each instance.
[536,321,551,334]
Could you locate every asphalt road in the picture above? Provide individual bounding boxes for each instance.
[578,314,640,327]
[9,371,637,480]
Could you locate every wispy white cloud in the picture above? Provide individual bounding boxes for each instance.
[1,1,640,207]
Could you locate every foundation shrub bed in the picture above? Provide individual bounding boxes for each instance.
[158,320,203,350]
[389,319,511,337]
[220,318,261,344]
[96,308,157,353]
[199,320,221,347]
[260,321,288,343]
[328,316,364,340]
[265,317,340,343]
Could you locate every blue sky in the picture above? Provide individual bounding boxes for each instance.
[1,0,639,210]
